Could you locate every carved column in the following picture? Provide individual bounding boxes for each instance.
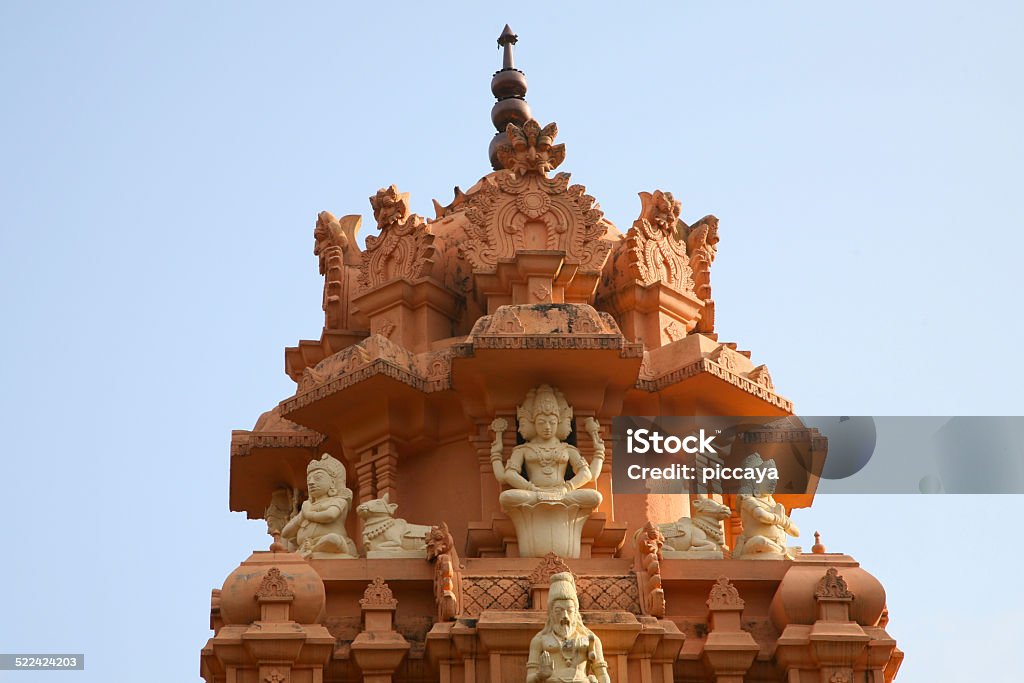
[351,578,410,683]
[355,440,401,504]
[701,577,759,683]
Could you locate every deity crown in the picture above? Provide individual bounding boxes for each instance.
[308,453,346,483]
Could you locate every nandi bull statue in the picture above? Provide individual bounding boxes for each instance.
[643,496,732,559]
[356,492,433,558]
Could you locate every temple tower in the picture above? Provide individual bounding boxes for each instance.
[202,28,902,683]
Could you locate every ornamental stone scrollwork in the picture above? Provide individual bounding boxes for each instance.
[527,552,574,586]
[816,567,855,600]
[706,576,744,610]
[256,567,294,600]
[360,576,398,608]
[633,522,666,617]
[625,190,694,293]
[358,185,438,291]
[680,214,719,333]
[264,669,287,683]
[314,210,361,330]
[427,522,461,621]
[456,120,612,278]
[489,386,606,557]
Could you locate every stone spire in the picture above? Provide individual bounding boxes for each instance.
[488,25,532,170]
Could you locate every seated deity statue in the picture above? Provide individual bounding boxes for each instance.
[489,385,605,558]
[490,385,604,509]
[281,453,358,558]
[527,572,611,683]
[733,453,800,559]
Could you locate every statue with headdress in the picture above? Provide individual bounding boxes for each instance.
[281,453,358,558]
[527,572,611,683]
[733,453,800,559]
[489,385,605,557]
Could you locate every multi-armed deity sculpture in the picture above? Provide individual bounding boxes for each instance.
[489,384,606,558]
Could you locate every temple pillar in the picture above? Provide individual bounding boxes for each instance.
[701,578,759,683]
[351,578,410,683]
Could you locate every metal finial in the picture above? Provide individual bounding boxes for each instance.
[497,25,518,69]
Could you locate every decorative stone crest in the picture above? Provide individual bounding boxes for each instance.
[815,567,855,600]
[706,576,744,610]
[264,668,287,683]
[527,552,574,586]
[360,576,398,608]
[358,185,437,291]
[495,119,565,176]
[456,162,611,279]
[256,567,294,601]
[625,190,694,293]
[749,364,774,390]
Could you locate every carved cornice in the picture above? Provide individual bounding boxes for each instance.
[636,358,793,411]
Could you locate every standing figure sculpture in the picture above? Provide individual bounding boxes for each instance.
[489,385,605,557]
[527,572,611,683]
[281,453,358,558]
[733,453,800,559]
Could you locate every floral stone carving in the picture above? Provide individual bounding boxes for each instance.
[356,492,432,558]
[489,385,605,558]
[281,453,358,559]
[526,572,611,683]
[680,214,719,333]
[734,453,800,559]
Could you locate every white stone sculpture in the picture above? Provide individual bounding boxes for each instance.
[734,453,800,559]
[526,572,611,683]
[356,492,432,558]
[489,385,605,558]
[658,496,731,559]
[281,453,358,558]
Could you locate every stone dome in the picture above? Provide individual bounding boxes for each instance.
[769,561,886,629]
[218,550,326,625]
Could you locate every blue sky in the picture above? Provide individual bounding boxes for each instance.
[2,2,1022,681]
